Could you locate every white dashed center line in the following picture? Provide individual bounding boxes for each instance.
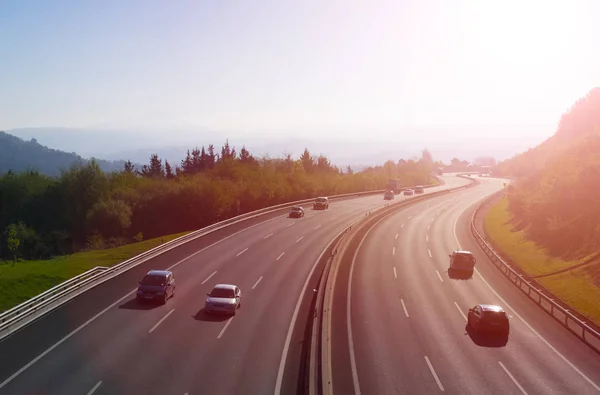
[286,222,295,227]
[426,235,429,242]
[498,361,529,395]
[296,236,304,243]
[428,249,432,258]
[393,267,397,279]
[277,252,285,261]
[454,302,467,321]
[392,247,396,256]
[264,233,274,239]
[201,271,217,285]
[87,381,102,395]
[425,356,445,391]
[149,309,175,334]
[395,233,399,239]
[314,225,322,230]
[236,248,248,257]
[217,317,234,339]
[252,276,263,290]
[400,298,409,318]
[435,270,444,283]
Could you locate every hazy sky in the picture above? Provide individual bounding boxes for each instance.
[1,0,598,142]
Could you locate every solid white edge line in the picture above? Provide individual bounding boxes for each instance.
[435,270,444,283]
[236,247,248,256]
[264,232,274,239]
[296,236,304,243]
[217,316,234,339]
[1,207,300,389]
[393,267,397,279]
[276,252,285,261]
[401,298,409,318]
[86,380,102,395]
[453,301,467,321]
[149,309,175,334]
[252,276,263,290]
[273,226,347,395]
[428,249,433,258]
[201,271,217,285]
[452,196,600,392]
[424,356,445,391]
[498,361,529,395]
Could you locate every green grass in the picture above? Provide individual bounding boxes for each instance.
[0,231,189,312]
[485,198,600,324]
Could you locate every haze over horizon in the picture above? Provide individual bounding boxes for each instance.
[2,0,599,163]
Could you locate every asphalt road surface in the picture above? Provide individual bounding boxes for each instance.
[330,176,600,394]
[0,175,470,395]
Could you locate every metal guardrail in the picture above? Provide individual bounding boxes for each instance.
[470,192,600,353]
[0,180,444,340]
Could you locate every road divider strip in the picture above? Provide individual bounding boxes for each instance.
[307,175,479,395]
[470,191,600,354]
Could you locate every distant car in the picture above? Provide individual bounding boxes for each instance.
[384,190,395,200]
[403,189,414,196]
[136,270,176,304]
[313,197,329,210]
[414,186,424,194]
[205,284,242,315]
[468,304,510,335]
[449,250,476,276]
[289,206,305,218]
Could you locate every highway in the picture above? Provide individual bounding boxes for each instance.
[330,177,600,394]
[0,175,469,395]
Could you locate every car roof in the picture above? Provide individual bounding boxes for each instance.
[479,304,505,312]
[291,206,303,209]
[212,284,237,290]
[316,196,328,199]
[454,250,473,255]
[146,270,171,276]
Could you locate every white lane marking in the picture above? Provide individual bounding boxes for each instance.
[425,356,445,391]
[277,252,285,261]
[296,236,304,243]
[408,216,412,220]
[431,218,435,222]
[217,317,234,339]
[286,222,295,227]
[435,270,444,283]
[149,309,175,334]
[252,276,263,290]
[264,232,274,239]
[274,226,348,395]
[437,211,441,215]
[1,208,293,388]
[236,247,248,256]
[87,381,102,395]
[314,224,322,230]
[331,216,338,220]
[392,247,396,256]
[393,267,397,279]
[306,214,314,218]
[427,225,430,230]
[401,298,409,317]
[401,223,405,228]
[498,361,529,395]
[395,233,399,239]
[454,302,467,321]
[428,249,432,258]
[426,235,429,242]
[452,201,600,392]
[201,271,217,285]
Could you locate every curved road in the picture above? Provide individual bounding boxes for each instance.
[0,175,469,395]
[331,177,600,394]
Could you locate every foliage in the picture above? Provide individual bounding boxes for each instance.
[0,131,130,176]
[0,141,436,261]
[502,87,600,259]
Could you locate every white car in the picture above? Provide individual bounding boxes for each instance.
[205,284,242,315]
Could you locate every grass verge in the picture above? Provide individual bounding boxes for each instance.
[0,231,189,312]
[484,197,600,324]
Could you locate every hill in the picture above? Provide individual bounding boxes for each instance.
[0,131,128,176]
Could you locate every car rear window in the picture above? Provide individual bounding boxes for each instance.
[210,288,235,298]
[483,311,507,322]
[140,274,166,286]
[316,198,327,202]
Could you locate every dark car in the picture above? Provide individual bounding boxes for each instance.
[414,186,424,194]
[289,206,305,218]
[136,270,176,304]
[468,304,510,335]
[384,190,394,200]
[403,189,414,196]
[449,250,476,276]
[313,197,329,210]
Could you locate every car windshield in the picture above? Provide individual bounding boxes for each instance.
[316,198,327,202]
[140,274,166,286]
[292,207,301,211]
[456,254,474,264]
[210,288,235,298]
[484,311,506,322]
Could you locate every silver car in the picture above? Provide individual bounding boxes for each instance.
[205,284,241,315]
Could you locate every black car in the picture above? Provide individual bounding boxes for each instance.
[289,206,305,218]
[467,304,510,335]
[136,270,176,304]
[414,186,424,194]
[384,190,394,200]
[313,197,329,210]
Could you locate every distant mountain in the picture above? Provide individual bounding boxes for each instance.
[0,131,131,177]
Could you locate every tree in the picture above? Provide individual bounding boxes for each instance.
[140,154,165,178]
[165,160,175,179]
[123,160,135,174]
[6,224,20,265]
[300,148,314,173]
[220,139,236,161]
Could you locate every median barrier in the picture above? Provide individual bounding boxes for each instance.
[309,174,479,395]
[470,192,600,354]
[0,179,444,341]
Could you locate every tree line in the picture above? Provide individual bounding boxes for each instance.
[0,141,437,261]
[503,87,600,259]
